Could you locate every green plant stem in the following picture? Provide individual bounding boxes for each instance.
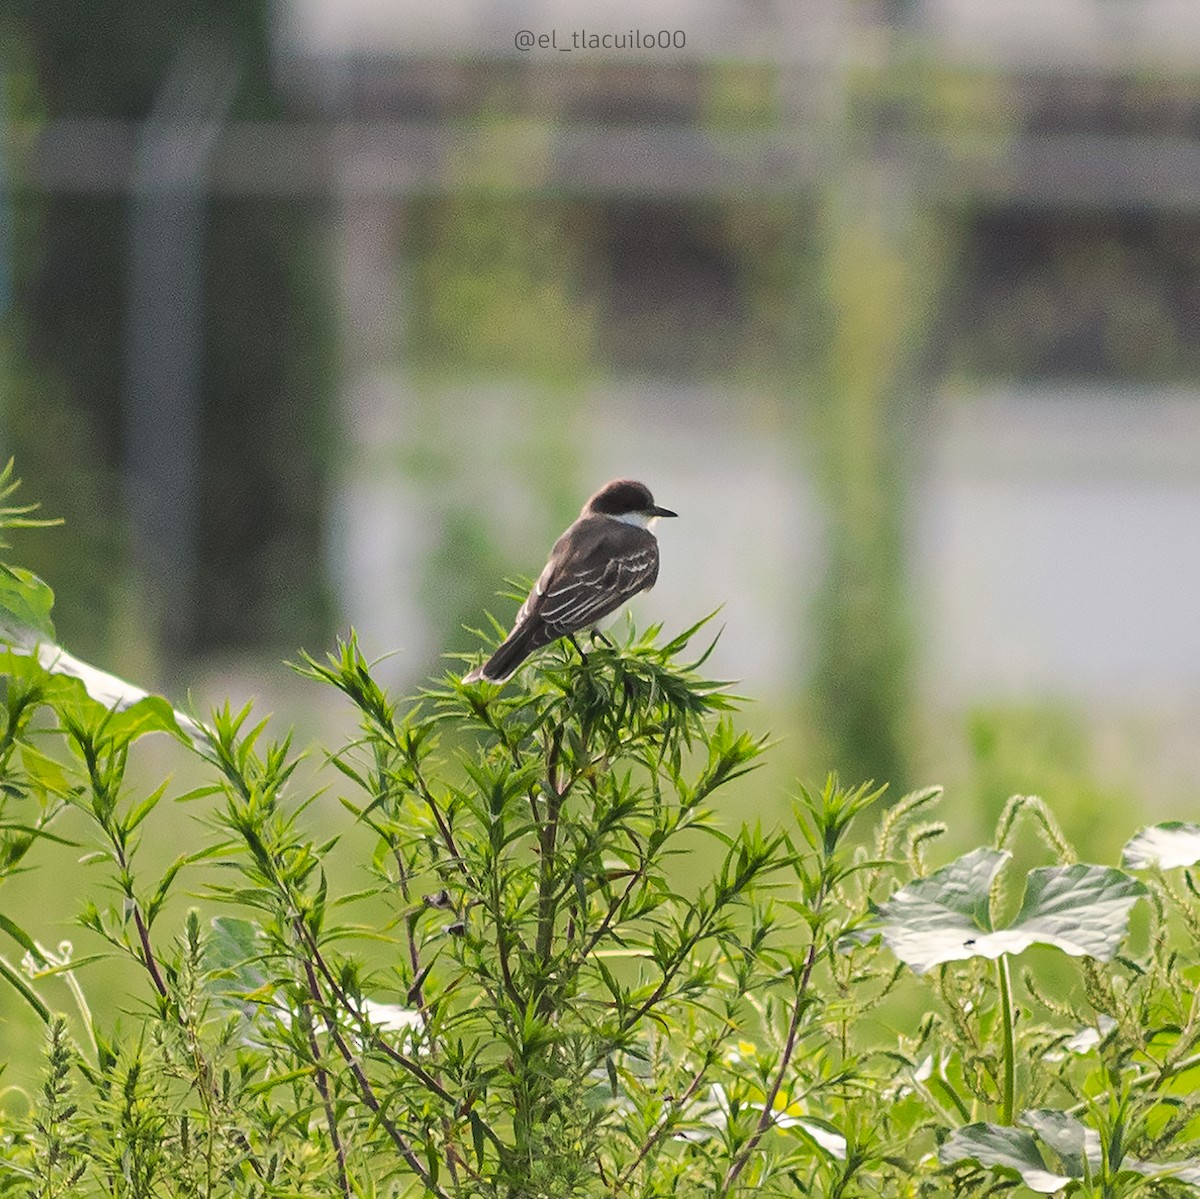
[302,1014,352,1199]
[719,939,818,1197]
[997,954,1016,1125]
[299,954,452,1199]
[535,730,564,1007]
[49,960,98,1061]
[616,1055,713,1192]
[299,921,464,1109]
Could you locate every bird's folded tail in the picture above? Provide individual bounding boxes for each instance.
[464,620,549,684]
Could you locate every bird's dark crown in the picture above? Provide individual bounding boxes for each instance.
[584,479,657,516]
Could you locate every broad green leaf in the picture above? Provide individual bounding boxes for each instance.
[361,998,422,1033]
[784,1115,847,1159]
[1123,822,1200,870]
[1128,1159,1200,1186]
[207,915,263,964]
[30,645,200,744]
[940,1122,1072,1193]
[20,745,71,794]
[0,565,56,645]
[1022,1109,1097,1178]
[947,1112,1200,1192]
[1007,864,1145,959]
[876,847,1007,974]
[107,695,192,742]
[1044,1015,1117,1061]
[879,850,1145,974]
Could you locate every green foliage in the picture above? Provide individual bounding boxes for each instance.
[4,500,1200,1195]
[408,194,597,383]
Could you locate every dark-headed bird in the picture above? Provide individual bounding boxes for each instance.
[464,479,677,684]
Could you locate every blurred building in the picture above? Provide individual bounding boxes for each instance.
[14,0,1200,794]
[268,1,1200,698]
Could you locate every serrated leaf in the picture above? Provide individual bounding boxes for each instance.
[205,916,269,998]
[940,1123,1072,1193]
[1128,1159,1200,1186]
[1008,865,1145,959]
[878,849,1145,974]
[1122,822,1200,870]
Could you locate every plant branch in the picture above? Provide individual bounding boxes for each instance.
[720,939,819,1196]
[997,954,1016,1125]
[615,1053,714,1192]
[132,902,168,999]
[535,727,565,1008]
[300,954,452,1199]
[303,1011,353,1199]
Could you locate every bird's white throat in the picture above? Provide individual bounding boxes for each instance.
[609,511,655,529]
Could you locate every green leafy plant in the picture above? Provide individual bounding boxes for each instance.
[2,470,1200,1197]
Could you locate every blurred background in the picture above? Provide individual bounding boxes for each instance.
[6,0,1200,861]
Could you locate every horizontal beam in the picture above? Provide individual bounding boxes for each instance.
[16,119,1200,208]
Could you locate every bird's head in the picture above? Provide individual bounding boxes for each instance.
[583,479,677,528]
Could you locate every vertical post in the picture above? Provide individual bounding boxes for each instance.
[0,69,11,322]
[802,16,950,788]
[123,40,234,676]
[328,146,430,682]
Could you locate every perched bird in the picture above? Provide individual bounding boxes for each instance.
[464,479,677,684]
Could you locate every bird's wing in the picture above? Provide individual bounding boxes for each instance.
[536,541,659,634]
[514,554,560,629]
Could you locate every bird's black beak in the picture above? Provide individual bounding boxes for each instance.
[650,505,677,518]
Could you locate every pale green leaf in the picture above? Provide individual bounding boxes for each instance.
[878,850,1145,974]
[1021,1109,1097,1178]
[1122,822,1200,870]
[877,848,1007,974]
[940,1122,1072,1193]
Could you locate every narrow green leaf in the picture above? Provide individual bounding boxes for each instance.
[470,1111,487,1167]
[0,911,44,962]
[0,953,51,1023]
[126,785,167,832]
